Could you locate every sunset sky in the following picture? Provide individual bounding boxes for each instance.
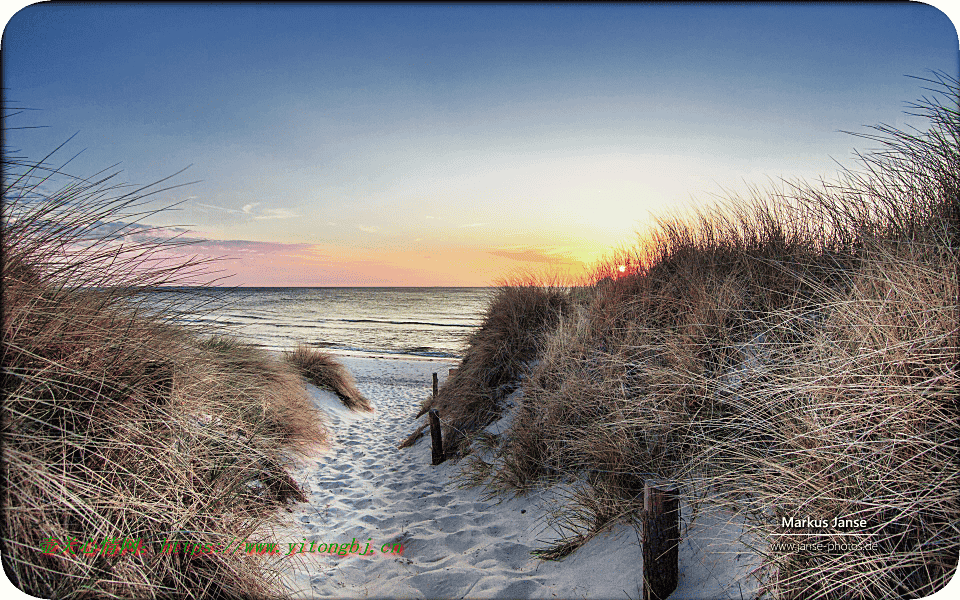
[3,4,958,286]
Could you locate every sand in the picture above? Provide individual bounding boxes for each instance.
[270,356,765,599]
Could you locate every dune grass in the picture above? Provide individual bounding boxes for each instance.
[441,73,959,599]
[400,274,570,455]
[283,344,373,412]
[2,125,326,598]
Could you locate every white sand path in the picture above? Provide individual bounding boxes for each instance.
[273,357,764,599]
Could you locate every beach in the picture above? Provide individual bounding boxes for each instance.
[270,356,764,599]
[5,7,957,598]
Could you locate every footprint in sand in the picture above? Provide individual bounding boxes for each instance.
[278,358,763,600]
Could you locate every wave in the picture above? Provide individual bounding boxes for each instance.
[139,287,482,360]
[312,344,459,359]
[338,318,476,328]
[249,339,459,359]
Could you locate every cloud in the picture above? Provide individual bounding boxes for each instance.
[488,246,581,265]
[198,239,308,250]
[227,203,296,220]
[80,220,195,244]
[76,220,317,255]
[358,224,379,233]
[195,202,241,213]
[458,222,485,228]
[255,208,296,220]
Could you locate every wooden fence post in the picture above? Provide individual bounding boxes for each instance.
[642,480,679,600]
[433,372,439,400]
[429,409,445,465]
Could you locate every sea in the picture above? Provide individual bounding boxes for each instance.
[139,287,492,360]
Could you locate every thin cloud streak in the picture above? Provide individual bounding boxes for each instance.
[254,208,296,220]
[195,202,241,213]
[489,245,583,266]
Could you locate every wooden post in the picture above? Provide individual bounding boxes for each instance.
[429,409,445,465]
[433,372,439,400]
[642,480,679,600]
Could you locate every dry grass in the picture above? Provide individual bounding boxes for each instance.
[283,344,372,412]
[2,122,326,598]
[400,273,570,455]
[195,336,328,448]
[681,238,958,599]
[450,73,959,599]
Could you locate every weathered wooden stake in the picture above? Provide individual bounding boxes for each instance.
[433,372,439,400]
[642,480,679,600]
[429,408,445,465]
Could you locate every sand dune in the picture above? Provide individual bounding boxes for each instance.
[272,357,763,599]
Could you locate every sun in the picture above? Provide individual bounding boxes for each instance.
[618,265,626,273]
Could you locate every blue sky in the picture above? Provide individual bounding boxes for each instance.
[2,3,958,285]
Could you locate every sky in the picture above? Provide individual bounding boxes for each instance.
[2,3,958,286]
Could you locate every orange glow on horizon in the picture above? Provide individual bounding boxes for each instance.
[172,240,603,287]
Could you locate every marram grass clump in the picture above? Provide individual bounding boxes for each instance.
[449,73,960,599]
[2,131,326,598]
[283,344,373,412]
[401,275,569,455]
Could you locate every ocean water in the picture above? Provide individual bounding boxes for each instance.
[142,287,492,359]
